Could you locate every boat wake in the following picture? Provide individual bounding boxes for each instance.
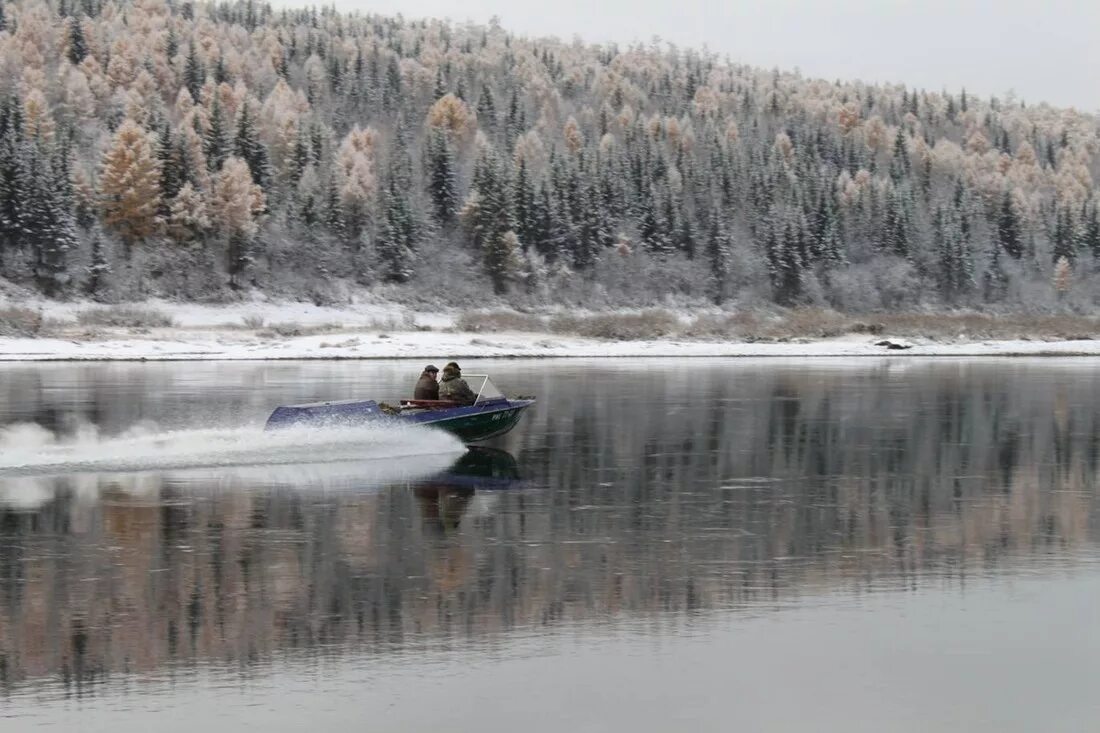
[0,420,467,478]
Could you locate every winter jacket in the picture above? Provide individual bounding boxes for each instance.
[414,373,439,400]
[439,368,476,405]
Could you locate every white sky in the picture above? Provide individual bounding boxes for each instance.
[314,0,1100,111]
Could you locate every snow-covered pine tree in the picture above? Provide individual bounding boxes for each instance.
[66,16,87,65]
[375,174,417,283]
[573,176,603,270]
[706,209,732,304]
[882,186,912,258]
[765,214,803,304]
[234,101,272,191]
[464,145,519,291]
[639,184,671,255]
[29,144,77,296]
[0,99,27,256]
[204,97,231,172]
[997,190,1024,259]
[1084,201,1100,260]
[84,227,110,298]
[184,43,205,105]
[157,124,182,208]
[426,126,458,226]
[1052,205,1079,264]
[513,156,537,251]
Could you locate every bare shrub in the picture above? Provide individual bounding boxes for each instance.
[0,307,44,337]
[241,314,265,329]
[680,312,752,339]
[361,313,417,331]
[551,309,680,340]
[772,309,852,339]
[263,321,344,338]
[77,305,175,328]
[456,310,546,333]
[874,313,1100,341]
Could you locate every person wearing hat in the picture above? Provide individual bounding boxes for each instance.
[438,362,476,405]
[414,365,440,400]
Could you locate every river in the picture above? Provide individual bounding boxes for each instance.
[1,359,1098,732]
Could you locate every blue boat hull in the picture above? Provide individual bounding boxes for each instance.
[265,397,534,443]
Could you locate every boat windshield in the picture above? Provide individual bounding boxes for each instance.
[464,375,505,404]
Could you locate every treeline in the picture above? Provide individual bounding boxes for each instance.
[0,0,1097,310]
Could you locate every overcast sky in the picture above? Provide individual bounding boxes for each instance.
[317,0,1099,110]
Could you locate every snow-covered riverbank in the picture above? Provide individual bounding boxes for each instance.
[4,299,1100,361]
[9,333,1100,360]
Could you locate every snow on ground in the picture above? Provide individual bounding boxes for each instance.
[20,296,452,330]
[5,297,1100,361]
[5,327,1100,361]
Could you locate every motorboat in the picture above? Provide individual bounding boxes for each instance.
[264,375,535,443]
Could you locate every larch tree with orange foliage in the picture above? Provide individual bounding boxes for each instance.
[99,119,162,251]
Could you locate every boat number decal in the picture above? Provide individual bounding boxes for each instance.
[491,410,516,422]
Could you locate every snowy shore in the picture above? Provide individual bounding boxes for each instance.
[4,299,1100,361]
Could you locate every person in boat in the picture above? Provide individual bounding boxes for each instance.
[414,364,440,400]
[438,362,476,405]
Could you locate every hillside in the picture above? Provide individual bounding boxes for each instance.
[0,0,1097,313]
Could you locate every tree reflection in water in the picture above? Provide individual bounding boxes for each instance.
[0,360,1099,696]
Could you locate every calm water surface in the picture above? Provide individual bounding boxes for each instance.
[1,359,1099,732]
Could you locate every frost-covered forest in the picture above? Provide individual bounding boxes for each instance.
[0,0,1099,311]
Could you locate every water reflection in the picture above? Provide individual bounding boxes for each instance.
[0,360,1099,702]
[414,448,521,534]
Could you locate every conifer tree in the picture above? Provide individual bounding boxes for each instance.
[1084,203,1100,260]
[706,211,732,304]
[324,174,344,239]
[84,227,110,297]
[66,17,88,65]
[167,182,209,245]
[0,101,27,251]
[382,56,401,110]
[997,190,1023,259]
[484,230,522,292]
[376,175,417,283]
[24,145,76,295]
[205,97,231,172]
[477,84,496,132]
[463,145,520,291]
[1052,206,1078,263]
[165,26,179,60]
[513,157,538,250]
[157,124,182,207]
[233,101,271,190]
[934,206,973,301]
[209,157,263,284]
[213,55,230,85]
[889,127,909,182]
[390,115,413,192]
[883,187,912,258]
[184,43,205,104]
[505,88,524,147]
[100,119,162,249]
[639,186,671,255]
[765,217,803,304]
[290,128,311,187]
[426,126,458,225]
[573,178,603,269]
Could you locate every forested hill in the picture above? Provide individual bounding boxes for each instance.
[0,0,1098,311]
